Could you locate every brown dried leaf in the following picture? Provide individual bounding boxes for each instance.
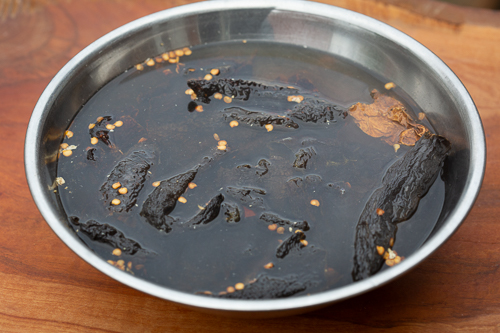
[349,90,428,146]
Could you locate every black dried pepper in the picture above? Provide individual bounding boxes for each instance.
[100,150,153,213]
[69,217,148,255]
[141,167,198,231]
[352,132,451,281]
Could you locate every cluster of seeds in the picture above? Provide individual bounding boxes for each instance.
[59,143,78,157]
[376,238,404,266]
[107,248,135,272]
[89,118,124,145]
[287,95,304,103]
[213,133,228,151]
[135,47,192,70]
[110,181,128,205]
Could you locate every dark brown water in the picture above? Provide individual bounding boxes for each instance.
[57,41,444,297]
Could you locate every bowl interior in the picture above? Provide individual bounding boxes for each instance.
[25,1,485,316]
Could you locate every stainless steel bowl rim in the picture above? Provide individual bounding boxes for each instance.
[25,0,486,313]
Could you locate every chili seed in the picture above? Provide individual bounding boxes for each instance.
[210,68,220,76]
[376,208,385,215]
[146,58,155,67]
[310,199,320,207]
[60,143,69,149]
[223,96,232,103]
[235,283,245,290]
[118,187,128,195]
[218,140,227,146]
[112,248,122,256]
[178,196,187,203]
[229,120,239,128]
[204,74,213,81]
[214,93,223,100]
[175,49,184,57]
[376,246,385,255]
[300,239,308,246]
[226,286,235,293]
[385,82,396,90]
[135,64,144,71]
[88,123,95,129]
[277,227,285,234]
[195,105,204,112]
[268,224,277,231]
[91,137,98,145]
[65,130,73,138]
[265,124,273,132]
[111,198,121,205]
[152,181,161,187]
[112,182,121,189]
[264,262,274,269]
[114,120,123,127]
[106,124,115,130]
[188,182,197,189]
[62,150,72,157]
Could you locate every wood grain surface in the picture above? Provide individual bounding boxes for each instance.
[1,0,499,331]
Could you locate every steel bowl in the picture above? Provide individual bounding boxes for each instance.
[25,0,486,317]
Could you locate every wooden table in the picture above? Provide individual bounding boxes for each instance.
[1,0,499,331]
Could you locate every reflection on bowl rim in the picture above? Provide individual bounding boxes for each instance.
[25,0,485,315]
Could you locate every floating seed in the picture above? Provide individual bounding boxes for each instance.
[185,89,194,95]
[385,82,396,90]
[376,246,385,255]
[195,105,204,112]
[265,124,273,132]
[155,56,163,63]
[107,260,115,265]
[226,286,235,293]
[223,96,232,103]
[60,143,69,149]
[393,144,400,152]
[178,196,187,203]
[268,224,277,231]
[188,182,197,189]
[111,198,121,205]
[118,187,128,195]
[264,262,274,269]
[114,120,123,127]
[183,48,192,56]
[112,182,121,189]
[65,130,73,138]
[88,123,95,129]
[418,112,426,120]
[204,74,213,81]
[386,259,395,266]
[213,133,220,141]
[62,150,73,157]
[287,95,304,103]
[394,256,402,264]
[310,199,320,207]
[112,248,122,256]
[175,49,184,57]
[91,137,98,145]
[376,208,385,216]
[217,145,227,151]
[161,53,169,61]
[229,120,239,128]
[210,68,220,76]
[218,140,227,146]
[235,283,244,290]
[135,64,144,71]
[389,238,394,247]
[152,181,161,187]
[300,239,308,246]
[277,227,285,234]
[214,93,223,100]
[106,124,115,130]
[146,58,155,67]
